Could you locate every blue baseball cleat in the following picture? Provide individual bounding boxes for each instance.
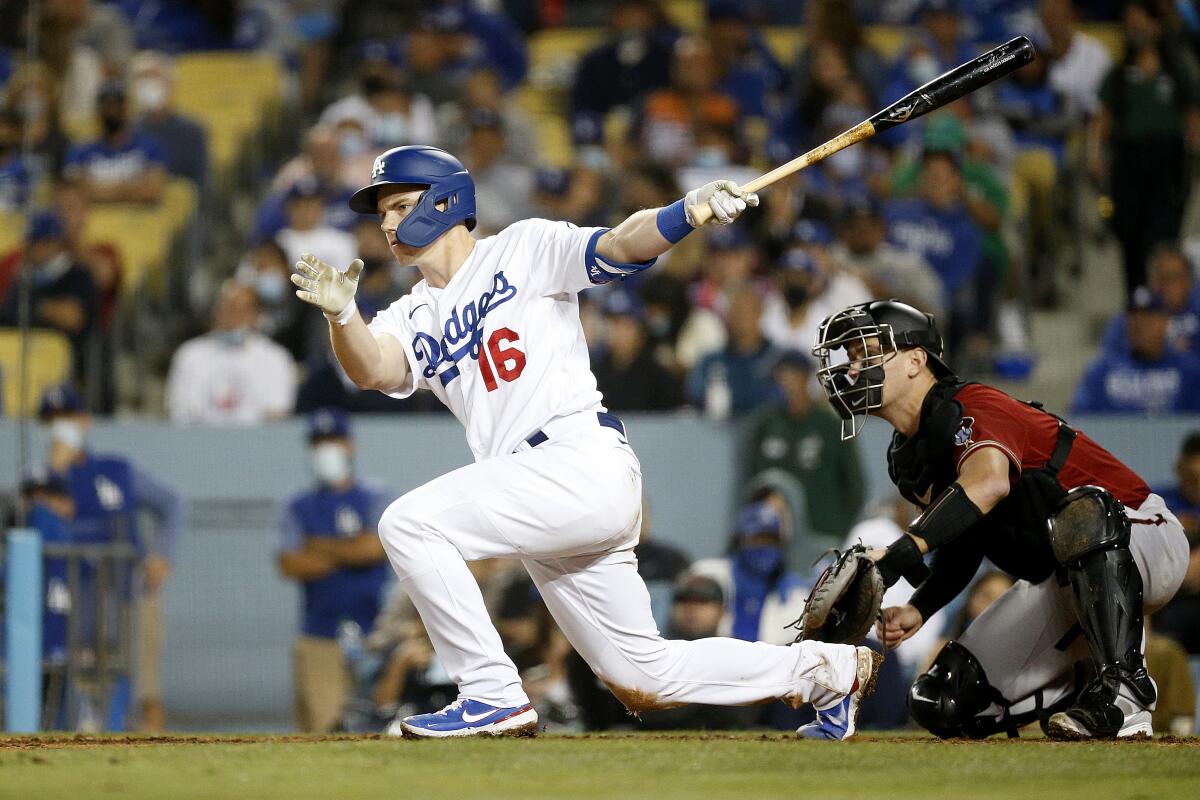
[797,646,883,741]
[388,698,539,738]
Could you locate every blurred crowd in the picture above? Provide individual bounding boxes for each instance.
[3,0,1200,735]
[2,0,1200,419]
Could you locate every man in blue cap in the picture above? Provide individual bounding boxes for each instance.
[691,500,809,645]
[277,407,390,732]
[39,382,184,730]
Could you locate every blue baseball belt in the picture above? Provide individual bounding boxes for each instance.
[524,411,626,449]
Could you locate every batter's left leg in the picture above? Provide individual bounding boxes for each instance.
[525,550,875,736]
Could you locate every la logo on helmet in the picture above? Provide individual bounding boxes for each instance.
[372,157,386,178]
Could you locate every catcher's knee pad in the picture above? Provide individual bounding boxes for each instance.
[1048,489,1153,705]
[1046,485,1131,565]
[908,641,1002,739]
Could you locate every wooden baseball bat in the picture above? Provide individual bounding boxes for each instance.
[688,36,1037,225]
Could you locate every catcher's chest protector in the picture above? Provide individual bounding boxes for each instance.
[889,380,1076,584]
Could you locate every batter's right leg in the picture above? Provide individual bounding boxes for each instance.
[524,550,880,739]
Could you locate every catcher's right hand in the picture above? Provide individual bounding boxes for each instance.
[291,253,364,318]
[879,604,924,650]
[790,544,885,645]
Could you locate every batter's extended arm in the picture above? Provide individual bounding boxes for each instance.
[292,253,411,392]
[596,181,760,265]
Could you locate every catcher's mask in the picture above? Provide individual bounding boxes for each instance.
[812,300,951,440]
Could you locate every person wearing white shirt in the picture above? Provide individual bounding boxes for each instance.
[1040,0,1113,117]
[166,281,297,424]
[761,246,871,356]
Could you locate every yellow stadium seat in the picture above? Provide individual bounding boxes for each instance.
[528,29,602,71]
[162,178,197,239]
[763,26,909,65]
[0,211,25,256]
[0,328,72,417]
[172,53,283,182]
[81,204,173,297]
[1082,24,1123,60]
[664,0,704,31]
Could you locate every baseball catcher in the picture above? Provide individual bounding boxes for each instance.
[810,300,1189,739]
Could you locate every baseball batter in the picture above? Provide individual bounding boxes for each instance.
[812,300,1190,739]
[290,145,879,739]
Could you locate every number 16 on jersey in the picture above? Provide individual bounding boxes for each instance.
[479,327,526,392]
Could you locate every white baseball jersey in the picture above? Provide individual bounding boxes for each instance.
[368,218,632,461]
[368,216,863,718]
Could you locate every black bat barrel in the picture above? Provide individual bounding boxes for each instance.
[870,36,1036,132]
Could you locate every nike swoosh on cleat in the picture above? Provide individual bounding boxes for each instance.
[461,709,499,724]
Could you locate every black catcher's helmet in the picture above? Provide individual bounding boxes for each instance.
[812,300,952,439]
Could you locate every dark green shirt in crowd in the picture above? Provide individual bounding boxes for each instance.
[1100,57,1200,140]
[744,403,865,540]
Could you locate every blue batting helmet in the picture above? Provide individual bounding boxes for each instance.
[349,145,477,248]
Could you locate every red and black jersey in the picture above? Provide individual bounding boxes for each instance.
[891,380,1151,610]
[951,384,1151,507]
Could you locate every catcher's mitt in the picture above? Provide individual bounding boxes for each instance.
[789,544,885,644]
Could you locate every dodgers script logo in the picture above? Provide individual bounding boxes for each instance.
[411,271,518,381]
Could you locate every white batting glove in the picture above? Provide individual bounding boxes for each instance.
[291,253,364,323]
[684,180,760,226]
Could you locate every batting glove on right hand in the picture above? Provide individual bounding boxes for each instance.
[291,253,364,319]
[684,180,760,227]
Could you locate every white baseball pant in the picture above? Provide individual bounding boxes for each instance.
[376,411,859,712]
[954,493,1190,719]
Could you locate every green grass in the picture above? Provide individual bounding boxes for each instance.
[0,732,1197,800]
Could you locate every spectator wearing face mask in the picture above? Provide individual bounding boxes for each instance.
[760,240,870,358]
[632,36,741,169]
[3,62,71,183]
[38,383,185,731]
[0,210,98,385]
[690,501,810,645]
[318,41,438,150]
[128,51,207,189]
[278,408,391,733]
[234,238,317,363]
[165,279,297,424]
[62,81,166,205]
